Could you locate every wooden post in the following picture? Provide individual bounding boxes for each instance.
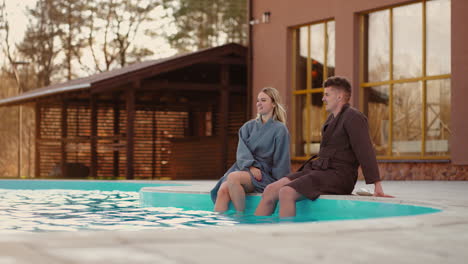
[60,100,68,178]
[126,85,136,180]
[90,95,98,178]
[113,94,120,178]
[152,109,157,179]
[34,103,41,178]
[219,64,230,174]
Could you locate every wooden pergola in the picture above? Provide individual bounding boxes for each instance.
[0,43,248,180]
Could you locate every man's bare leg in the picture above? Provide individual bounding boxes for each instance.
[255,177,291,216]
[278,186,303,217]
[226,171,254,212]
[214,182,231,212]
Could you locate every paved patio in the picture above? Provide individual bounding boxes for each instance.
[1,181,467,264]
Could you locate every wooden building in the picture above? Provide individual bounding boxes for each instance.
[0,43,248,180]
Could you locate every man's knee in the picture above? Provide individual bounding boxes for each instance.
[278,186,298,202]
[263,184,275,195]
[260,185,274,200]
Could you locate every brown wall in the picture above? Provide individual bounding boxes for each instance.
[251,0,468,165]
[451,0,468,165]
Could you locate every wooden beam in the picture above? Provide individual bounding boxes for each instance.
[60,100,68,178]
[90,95,98,178]
[219,64,230,174]
[140,80,244,93]
[126,85,136,179]
[152,110,157,180]
[113,94,120,178]
[34,103,41,178]
[206,57,246,65]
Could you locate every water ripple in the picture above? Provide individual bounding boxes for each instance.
[0,189,245,232]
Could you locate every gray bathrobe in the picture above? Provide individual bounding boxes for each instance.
[210,118,291,202]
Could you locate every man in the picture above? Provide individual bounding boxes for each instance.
[255,76,393,218]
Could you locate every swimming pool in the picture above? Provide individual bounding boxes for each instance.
[140,189,442,223]
[0,180,238,232]
[0,180,441,232]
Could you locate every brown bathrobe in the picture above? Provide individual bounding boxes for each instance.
[286,103,381,200]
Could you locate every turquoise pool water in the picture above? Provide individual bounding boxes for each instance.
[0,180,237,232]
[0,180,441,232]
[0,179,181,192]
[140,190,442,223]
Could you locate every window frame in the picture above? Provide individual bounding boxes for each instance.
[290,19,335,161]
[359,0,451,160]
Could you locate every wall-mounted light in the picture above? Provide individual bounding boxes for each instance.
[249,11,271,25]
[262,11,271,23]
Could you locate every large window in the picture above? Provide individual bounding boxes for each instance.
[361,0,450,159]
[291,20,335,160]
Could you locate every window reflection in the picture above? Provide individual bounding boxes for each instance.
[326,21,336,78]
[311,24,325,88]
[392,82,422,156]
[427,0,451,75]
[364,86,389,156]
[293,95,307,157]
[368,10,389,82]
[426,79,451,155]
[304,93,325,154]
[295,26,308,90]
[393,3,422,80]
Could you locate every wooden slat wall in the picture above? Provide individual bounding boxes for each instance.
[134,109,188,179]
[168,111,244,180]
[38,105,62,177]
[96,106,127,178]
[169,136,223,179]
[66,104,91,171]
[37,93,246,179]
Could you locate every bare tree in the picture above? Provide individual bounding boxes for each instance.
[55,0,91,80]
[161,0,247,53]
[16,0,63,88]
[0,0,23,86]
[86,0,159,72]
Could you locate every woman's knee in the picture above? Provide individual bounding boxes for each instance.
[226,171,251,186]
[217,183,229,196]
[226,172,241,184]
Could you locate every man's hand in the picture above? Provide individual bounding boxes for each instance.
[249,166,262,181]
[373,181,394,198]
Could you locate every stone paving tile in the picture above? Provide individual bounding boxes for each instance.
[44,246,176,264]
[0,242,62,264]
[134,241,287,264]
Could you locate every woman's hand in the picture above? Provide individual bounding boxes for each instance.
[249,166,262,181]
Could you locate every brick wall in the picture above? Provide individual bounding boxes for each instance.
[291,161,468,181]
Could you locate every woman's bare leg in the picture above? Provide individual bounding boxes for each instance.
[255,177,291,216]
[214,182,231,212]
[226,171,255,212]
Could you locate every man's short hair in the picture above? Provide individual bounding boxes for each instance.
[323,76,351,97]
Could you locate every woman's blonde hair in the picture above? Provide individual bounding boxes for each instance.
[256,87,287,124]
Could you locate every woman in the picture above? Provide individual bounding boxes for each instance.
[211,87,291,213]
